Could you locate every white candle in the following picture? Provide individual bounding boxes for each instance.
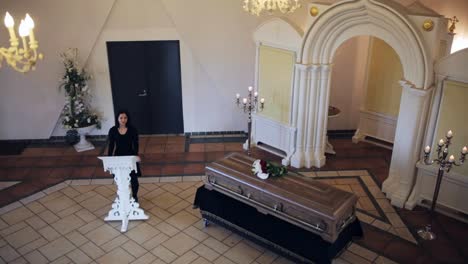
[25,14,35,43]
[438,139,444,146]
[248,86,253,92]
[447,130,453,138]
[449,155,455,162]
[424,146,430,153]
[18,20,29,37]
[18,20,29,51]
[254,91,258,97]
[4,12,17,40]
[242,98,247,104]
[4,12,13,27]
[260,98,265,104]
[462,146,467,154]
[236,93,240,99]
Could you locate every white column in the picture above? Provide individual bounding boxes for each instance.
[406,76,443,209]
[290,63,332,168]
[306,64,331,168]
[290,64,311,168]
[382,81,433,207]
[98,156,149,232]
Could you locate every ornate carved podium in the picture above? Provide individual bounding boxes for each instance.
[98,156,148,232]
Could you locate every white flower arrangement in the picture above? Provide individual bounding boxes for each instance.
[60,48,101,129]
[251,159,288,180]
[252,159,270,179]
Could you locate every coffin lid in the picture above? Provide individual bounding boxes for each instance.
[206,153,356,219]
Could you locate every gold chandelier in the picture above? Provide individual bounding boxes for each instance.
[243,0,301,16]
[0,12,43,73]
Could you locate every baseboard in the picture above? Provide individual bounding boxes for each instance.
[420,199,468,224]
[1,131,247,145]
[327,130,356,139]
[0,135,108,147]
[256,142,287,157]
[185,131,246,136]
[362,136,393,149]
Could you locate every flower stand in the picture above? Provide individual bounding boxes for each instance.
[74,124,96,152]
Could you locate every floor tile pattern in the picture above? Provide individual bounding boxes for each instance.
[298,171,417,244]
[1,179,399,264]
[0,137,467,263]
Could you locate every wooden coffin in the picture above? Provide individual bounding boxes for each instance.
[204,153,358,242]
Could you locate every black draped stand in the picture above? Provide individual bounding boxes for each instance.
[193,186,363,264]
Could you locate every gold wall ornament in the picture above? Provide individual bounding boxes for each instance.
[422,19,434,32]
[310,6,319,17]
[243,0,301,16]
[448,16,459,34]
[0,12,43,73]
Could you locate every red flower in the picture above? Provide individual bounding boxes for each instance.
[260,160,267,173]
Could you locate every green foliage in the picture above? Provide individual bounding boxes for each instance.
[266,161,288,177]
[252,159,288,178]
[60,48,101,129]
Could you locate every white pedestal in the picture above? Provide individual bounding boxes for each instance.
[325,106,340,155]
[325,135,336,155]
[74,125,96,152]
[98,156,148,232]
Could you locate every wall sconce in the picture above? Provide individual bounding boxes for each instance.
[0,12,43,73]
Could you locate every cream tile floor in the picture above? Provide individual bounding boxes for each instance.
[0,177,398,264]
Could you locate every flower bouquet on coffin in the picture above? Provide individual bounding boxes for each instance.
[252,159,288,179]
[60,48,101,152]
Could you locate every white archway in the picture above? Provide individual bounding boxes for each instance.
[291,0,433,208]
[302,0,430,88]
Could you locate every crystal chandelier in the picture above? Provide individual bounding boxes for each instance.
[243,0,301,16]
[0,12,43,73]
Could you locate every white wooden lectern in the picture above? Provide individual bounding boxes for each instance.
[98,156,148,232]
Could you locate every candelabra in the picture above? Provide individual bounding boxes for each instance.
[235,86,265,155]
[0,12,43,73]
[417,130,467,240]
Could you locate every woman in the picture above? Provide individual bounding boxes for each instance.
[108,110,141,202]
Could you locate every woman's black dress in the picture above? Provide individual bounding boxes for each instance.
[108,126,140,202]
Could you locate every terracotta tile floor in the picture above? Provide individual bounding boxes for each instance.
[0,136,467,263]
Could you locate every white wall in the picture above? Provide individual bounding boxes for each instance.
[2,0,262,139]
[316,0,468,53]
[2,0,468,139]
[328,36,370,130]
[0,0,114,139]
[414,0,468,53]
[160,0,259,133]
[53,0,263,136]
[325,0,468,130]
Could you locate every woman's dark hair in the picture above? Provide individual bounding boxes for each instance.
[115,109,132,128]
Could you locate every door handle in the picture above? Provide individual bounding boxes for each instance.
[138,90,147,97]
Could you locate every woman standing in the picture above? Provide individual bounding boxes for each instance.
[108,110,141,202]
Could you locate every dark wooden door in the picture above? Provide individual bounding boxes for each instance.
[107,41,184,135]
[146,41,184,134]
